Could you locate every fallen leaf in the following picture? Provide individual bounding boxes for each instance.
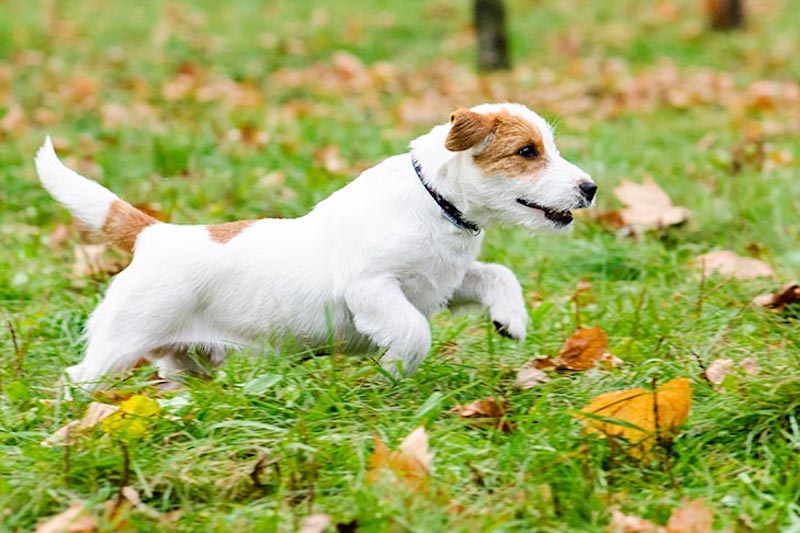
[313,146,348,174]
[607,499,713,533]
[367,426,432,492]
[705,358,734,385]
[42,402,119,447]
[451,397,513,432]
[577,378,692,457]
[697,250,774,280]
[34,503,96,533]
[514,363,552,389]
[739,357,759,375]
[613,177,690,230]
[101,395,161,441]
[556,326,609,370]
[72,244,129,279]
[608,507,662,533]
[752,281,800,311]
[666,499,713,533]
[298,513,331,533]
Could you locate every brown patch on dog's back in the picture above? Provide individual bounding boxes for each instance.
[473,113,547,178]
[208,220,253,244]
[101,200,157,253]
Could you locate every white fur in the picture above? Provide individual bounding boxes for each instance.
[35,136,118,231]
[36,103,594,391]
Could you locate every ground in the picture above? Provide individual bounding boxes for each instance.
[1,0,799,531]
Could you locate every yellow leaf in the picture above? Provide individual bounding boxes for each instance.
[101,395,160,441]
[576,378,691,457]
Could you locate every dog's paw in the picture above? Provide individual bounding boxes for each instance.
[490,308,527,342]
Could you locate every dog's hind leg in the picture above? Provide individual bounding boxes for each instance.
[345,278,431,377]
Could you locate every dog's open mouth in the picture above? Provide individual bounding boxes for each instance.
[516,198,574,225]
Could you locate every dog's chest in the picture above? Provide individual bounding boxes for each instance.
[397,234,481,315]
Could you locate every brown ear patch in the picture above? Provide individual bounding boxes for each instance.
[208,220,254,244]
[101,200,157,253]
[445,109,496,152]
[472,113,547,178]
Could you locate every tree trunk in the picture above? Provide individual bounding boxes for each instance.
[707,0,745,30]
[474,0,511,71]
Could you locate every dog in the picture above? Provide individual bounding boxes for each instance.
[36,102,596,391]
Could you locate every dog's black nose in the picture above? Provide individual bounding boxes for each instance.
[579,181,597,202]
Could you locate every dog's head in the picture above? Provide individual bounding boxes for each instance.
[442,103,595,232]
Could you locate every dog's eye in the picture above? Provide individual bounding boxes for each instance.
[517,145,538,159]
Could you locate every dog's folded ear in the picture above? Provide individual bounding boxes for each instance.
[445,109,496,152]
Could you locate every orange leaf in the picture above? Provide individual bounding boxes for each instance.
[577,378,691,457]
[556,326,609,371]
[367,426,432,493]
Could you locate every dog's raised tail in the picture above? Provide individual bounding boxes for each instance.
[35,136,157,253]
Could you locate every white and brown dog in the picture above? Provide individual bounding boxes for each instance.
[36,102,596,391]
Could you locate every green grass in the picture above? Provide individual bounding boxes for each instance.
[2,0,800,531]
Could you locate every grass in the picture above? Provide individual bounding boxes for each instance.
[2,0,800,530]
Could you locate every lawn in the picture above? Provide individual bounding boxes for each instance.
[1,0,799,531]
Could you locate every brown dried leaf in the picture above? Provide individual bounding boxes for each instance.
[752,281,800,311]
[665,499,713,533]
[739,357,759,375]
[314,146,348,174]
[451,397,513,432]
[556,326,610,371]
[42,402,119,447]
[613,177,690,230]
[705,358,734,385]
[0,103,28,135]
[367,426,432,492]
[72,244,129,279]
[35,503,96,533]
[697,250,774,280]
[514,363,552,389]
[607,507,663,533]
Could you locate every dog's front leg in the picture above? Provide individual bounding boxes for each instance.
[345,278,431,377]
[449,262,527,341]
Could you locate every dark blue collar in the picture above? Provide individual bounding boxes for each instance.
[411,154,481,236]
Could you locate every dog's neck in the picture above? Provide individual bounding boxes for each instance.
[409,124,488,232]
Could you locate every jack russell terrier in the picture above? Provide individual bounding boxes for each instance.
[36,102,596,391]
